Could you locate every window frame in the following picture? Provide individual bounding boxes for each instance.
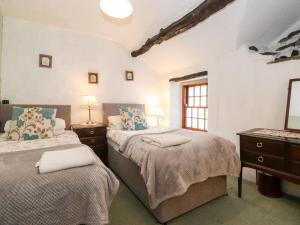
[182,83,208,132]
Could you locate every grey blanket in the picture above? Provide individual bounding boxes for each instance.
[120,129,240,209]
[0,144,119,225]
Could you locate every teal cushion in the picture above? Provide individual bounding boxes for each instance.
[119,106,148,130]
[8,107,57,141]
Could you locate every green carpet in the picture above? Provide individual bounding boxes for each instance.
[109,178,300,225]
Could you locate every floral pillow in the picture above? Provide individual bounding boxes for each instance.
[8,107,57,141]
[119,106,148,130]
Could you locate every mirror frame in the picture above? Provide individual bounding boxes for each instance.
[285,78,300,132]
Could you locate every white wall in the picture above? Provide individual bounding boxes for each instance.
[0,14,3,99]
[168,46,300,197]
[0,17,163,123]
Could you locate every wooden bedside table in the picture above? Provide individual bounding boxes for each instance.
[71,123,108,165]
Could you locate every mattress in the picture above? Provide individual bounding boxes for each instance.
[108,143,227,223]
[0,131,81,154]
[107,128,240,210]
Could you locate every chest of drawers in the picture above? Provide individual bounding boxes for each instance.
[71,124,108,165]
[238,128,300,197]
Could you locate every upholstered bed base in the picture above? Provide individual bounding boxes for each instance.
[108,144,227,224]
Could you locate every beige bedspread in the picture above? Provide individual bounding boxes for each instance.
[120,129,240,209]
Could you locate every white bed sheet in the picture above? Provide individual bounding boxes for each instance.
[106,128,173,149]
[0,131,81,154]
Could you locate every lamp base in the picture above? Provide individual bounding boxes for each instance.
[81,121,97,126]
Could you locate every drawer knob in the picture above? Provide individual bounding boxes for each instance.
[256,142,263,148]
[258,156,264,163]
[90,139,96,143]
[89,130,95,135]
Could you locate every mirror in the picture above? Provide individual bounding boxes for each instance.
[285,78,300,132]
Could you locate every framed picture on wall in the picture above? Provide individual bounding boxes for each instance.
[125,71,134,81]
[39,54,52,68]
[88,72,98,84]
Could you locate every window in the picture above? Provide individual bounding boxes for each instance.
[182,83,208,131]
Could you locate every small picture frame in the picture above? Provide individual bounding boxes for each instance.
[39,54,52,68]
[125,71,134,81]
[88,72,98,84]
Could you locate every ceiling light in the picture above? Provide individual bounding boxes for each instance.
[100,0,133,19]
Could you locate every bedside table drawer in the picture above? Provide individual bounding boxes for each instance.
[80,136,106,146]
[241,136,285,157]
[74,127,106,138]
[242,150,285,171]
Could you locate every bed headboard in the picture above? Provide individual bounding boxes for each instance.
[0,104,71,132]
[102,103,145,124]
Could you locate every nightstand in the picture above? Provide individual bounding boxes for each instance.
[71,123,108,165]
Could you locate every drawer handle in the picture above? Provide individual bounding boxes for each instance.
[258,156,264,163]
[90,139,96,143]
[256,142,263,148]
[89,130,95,135]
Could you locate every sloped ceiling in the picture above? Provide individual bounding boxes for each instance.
[0,0,300,74]
[0,0,202,49]
[237,0,300,48]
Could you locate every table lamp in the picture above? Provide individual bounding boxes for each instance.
[81,96,98,125]
[149,106,165,128]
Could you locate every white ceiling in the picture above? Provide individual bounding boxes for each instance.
[1,0,300,74]
[0,0,202,50]
[237,0,300,48]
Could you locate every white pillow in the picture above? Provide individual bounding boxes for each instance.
[108,115,123,130]
[54,118,66,135]
[4,120,12,133]
[55,118,66,130]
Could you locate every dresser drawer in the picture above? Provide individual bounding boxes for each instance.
[241,136,285,157]
[80,136,106,146]
[290,161,300,176]
[289,144,300,161]
[242,150,285,171]
[74,127,106,138]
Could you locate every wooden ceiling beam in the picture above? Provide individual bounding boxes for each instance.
[131,0,236,57]
[169,71,208,82]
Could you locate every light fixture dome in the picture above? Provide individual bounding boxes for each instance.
[100,0,133,19]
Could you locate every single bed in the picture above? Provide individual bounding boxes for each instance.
[0,104,119,225]
[103,103,240,224]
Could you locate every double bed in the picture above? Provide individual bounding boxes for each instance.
[0,104,119,225]
[103,103,240,224]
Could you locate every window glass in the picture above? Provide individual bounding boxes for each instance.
[188,97,194,107]
[195,86,200,96]
[186,118,192,128]
[199,119,205,130]
[205,108,208,119]
[192,108,198,118]
[188,87,194,96]
[195,97,200,107]
[192,119,198,129]
[200,97,207,107]
[187,108,192,117]
[183,83,208,131]
[201,85,207,96]
[199,108,205,119]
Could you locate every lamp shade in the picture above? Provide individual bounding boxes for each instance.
[81,96,98,109]
[149,107,165,117]
[100,0,133,19]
